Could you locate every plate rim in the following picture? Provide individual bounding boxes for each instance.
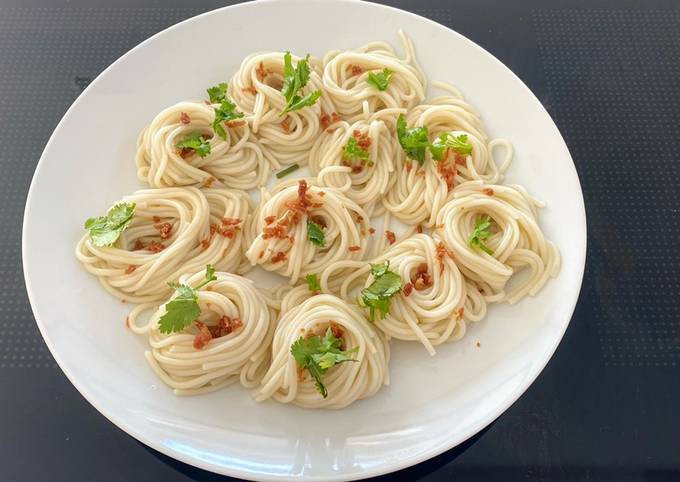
[21,1,588,480]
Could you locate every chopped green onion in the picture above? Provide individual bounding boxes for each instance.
[276,164,300,179]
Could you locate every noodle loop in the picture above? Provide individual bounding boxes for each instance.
[76,187,250,303]
[137,270,275,395]
[257,294,389,409]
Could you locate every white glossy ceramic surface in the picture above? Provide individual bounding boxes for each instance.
[22,1,586,480]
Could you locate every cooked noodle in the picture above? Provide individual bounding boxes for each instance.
[136,101,270,190]
[320,233,468,355]
[229,52,333,166]
[436,181,560,304]
[129,270,275,395]
[76,187,250,303]
[309,118,396,216]
[76,31,561,408]
[383,92,512,226]
[245,179,370,284]
[322,32,426,122]
[257,294,389,409]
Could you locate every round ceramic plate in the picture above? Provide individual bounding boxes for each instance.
[22,1,586,480]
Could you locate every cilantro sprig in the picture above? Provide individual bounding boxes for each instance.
[281,52,321,115]
[291,328,358,397]
[204,82,244,140]
[176,132,211,158]
[359,262,403,321]
[367,68,393,91]
[207,82,228,104]
[307,220,325,247]
[84,202,136,247]
[396,113,475,166]
[430,132,473,161]
[158,265,217,334]
[396,114,430,166]
[429,134,448,162]
[343,137,369,162]
[445,133,473,155]
[212,97,244,140]
[305,273,321,294]
[468,216,494,255]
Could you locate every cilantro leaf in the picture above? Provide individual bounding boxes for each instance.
[307,359,328,397]
[468,216,494,255]
[314,350,357,370]
[317,328,341,352]
[167,282,196,299]
[370,262,389,278]
[176,132,211,158]
[291,334,320,362]
[430,132,473,161]
[305,273,321,294]
[366,68,393,91]
[212,99,244,140]
[157,265,217,334]
[84,202,136,247]
[290,328,358,398]
[207,82,228,103]
[297,54,311,87]
[158,298,201,335]
[307,220,325,247]
[343,137,369,162]
[280,52,321,114]
[281,52,298,103]
[396,114,430,166]
[359,262,403,321]
[446,133,473,155]
[429,133,449,161]
[366,266,402,298]
[284,90,321,114]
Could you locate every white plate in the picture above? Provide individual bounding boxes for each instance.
[22,1,586,480]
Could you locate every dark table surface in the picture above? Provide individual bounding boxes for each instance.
[2,0,680,481]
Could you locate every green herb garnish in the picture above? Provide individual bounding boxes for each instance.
[468,216,494,255]
[445,133,472,155]
[305,273,321,294]
[343,137,369,162]
[176,132,211,158]
[429,133,448,161]
[84,202,136,247]
[281,52,321,114]
[207,82,228,103]
[430,132,473,161]
[158,265,217,334]
[396,114,430,166]
[275,163,300,179]
[307,220,325,247]
[291,328,358,397]
[359,262,403,321]
[212,97,244,140]
[367,68,393,91]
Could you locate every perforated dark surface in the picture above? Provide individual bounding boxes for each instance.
[2,1,680,481]
[534,8,680,369]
